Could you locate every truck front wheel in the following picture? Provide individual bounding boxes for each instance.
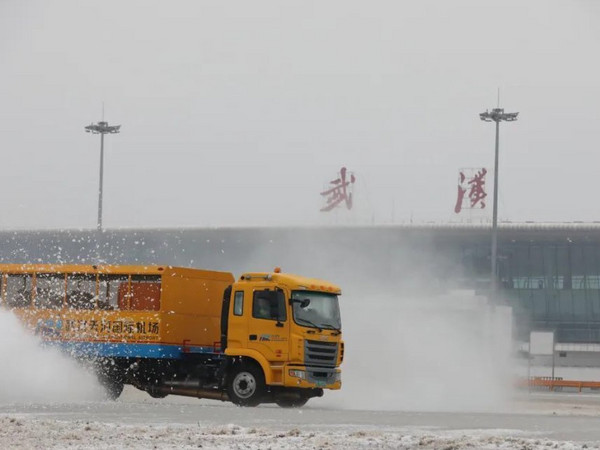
[227,363,265,407]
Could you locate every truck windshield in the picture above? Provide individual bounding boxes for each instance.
[291,291,341,331]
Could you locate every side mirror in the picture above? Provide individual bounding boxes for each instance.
[300,298,310,308]
[290,298,310,308]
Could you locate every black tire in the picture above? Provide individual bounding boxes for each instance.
[227,363,266,407]
[147,389,168,399]
[275,396,309,408]
[97,373,124,400]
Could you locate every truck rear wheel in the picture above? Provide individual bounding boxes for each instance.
[98,373,124,400]
[92,358,125,400]
[227,363,265,407]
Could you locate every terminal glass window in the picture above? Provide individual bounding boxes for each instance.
[572,276,586,290]
[543,246,558,289]
[129,275,161,311]
[557,246,571,289]
[530,246,544,282]
[586,275,600,290]
[5,274,33,308]
[35,274,65,309]
[571,246,586,280]
[98,275,129,310]
[67,274,97,309]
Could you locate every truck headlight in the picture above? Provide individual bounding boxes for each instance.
[289,369,306,379]
[333,371,342,382]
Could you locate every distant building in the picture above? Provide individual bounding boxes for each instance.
[1,223,599,345]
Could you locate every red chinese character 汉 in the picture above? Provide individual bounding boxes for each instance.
[320,167,356,212]
[468,168,487,208]
[454,172,467,214]
[454,168,487,213]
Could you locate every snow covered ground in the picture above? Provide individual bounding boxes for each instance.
[0,415,590,450]
[1,389,600,449]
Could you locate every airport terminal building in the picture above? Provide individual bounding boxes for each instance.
[454,223,600,344]
[1,223,600,346]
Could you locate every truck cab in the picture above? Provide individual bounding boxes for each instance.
[222,269,343,407]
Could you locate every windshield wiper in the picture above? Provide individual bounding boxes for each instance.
[319,323,342,335]
[296,318,322,332]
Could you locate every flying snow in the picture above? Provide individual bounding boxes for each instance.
[0,310,103,403]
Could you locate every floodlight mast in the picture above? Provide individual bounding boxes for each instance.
[84,121,121,231]
[479,108,518,298]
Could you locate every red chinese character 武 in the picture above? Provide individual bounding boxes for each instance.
[454,168,487,213]
[320,167,356,212]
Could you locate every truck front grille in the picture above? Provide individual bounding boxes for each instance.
[304,339,338,367]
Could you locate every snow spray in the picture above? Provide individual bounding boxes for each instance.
[0,309,102,403]
[317,288,514,412]
[233,229,517,413]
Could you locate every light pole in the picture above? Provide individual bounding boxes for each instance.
[85,121,121,230]
[479,107,518,296]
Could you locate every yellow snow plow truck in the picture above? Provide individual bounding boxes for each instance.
[0,264,343,407]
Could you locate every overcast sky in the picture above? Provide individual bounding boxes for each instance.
[1,0,599,229]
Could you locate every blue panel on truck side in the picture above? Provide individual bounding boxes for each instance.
[43,341,219,359]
